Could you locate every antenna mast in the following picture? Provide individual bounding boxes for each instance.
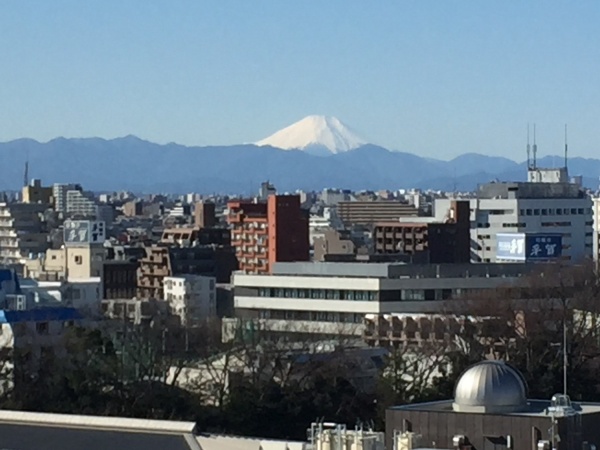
[526,124,531,169]
[23,160,29,187]
[532,124,537,170]
[564,124,568,171]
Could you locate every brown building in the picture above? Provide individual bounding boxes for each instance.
[161,226,229,247]
[22,179,53,205]
[337,200,418,226]
[374,200,470,264]
[103,260,139,300]
[387,360,600,450]
[313,229,356,262]
[137,245,236,299]
[122,200,143,217]
[194,201,216,228]
[227,195,309,274]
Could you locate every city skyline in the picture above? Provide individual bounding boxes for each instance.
[2,1,600,159]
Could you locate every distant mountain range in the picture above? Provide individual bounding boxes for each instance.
[1,116,598,194]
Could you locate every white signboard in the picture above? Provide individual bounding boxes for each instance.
[64,220,106,245]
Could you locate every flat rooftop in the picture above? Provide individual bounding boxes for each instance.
[270,262,540,279]
[391,399,600,417]
[0,410,197,450]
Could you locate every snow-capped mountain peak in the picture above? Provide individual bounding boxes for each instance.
[255,115,367,155]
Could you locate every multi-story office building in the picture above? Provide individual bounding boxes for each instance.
[373,200,470,263]
[337,201,418,227]
[0,202,50,267]
[231,261,538,341]
[435,168,593,263]
[227,195,309,274]
[164,275,217,326]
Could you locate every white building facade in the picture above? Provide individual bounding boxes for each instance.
[435,169,593,263]
[231,262,540,341]
[164,275,216,326]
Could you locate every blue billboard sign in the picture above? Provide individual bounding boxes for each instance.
[496,233,562,261]
[526,234,562,260]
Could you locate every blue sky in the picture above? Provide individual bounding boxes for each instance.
[1,1,599,160]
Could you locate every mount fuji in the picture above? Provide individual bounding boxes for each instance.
[0,116,597,193]
[256,115,367,156]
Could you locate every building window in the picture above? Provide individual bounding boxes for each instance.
[74,255,82,265]
[36,322,49,335]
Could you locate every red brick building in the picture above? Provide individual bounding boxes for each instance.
[227,195,309,274]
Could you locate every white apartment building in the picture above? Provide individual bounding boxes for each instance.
[66,189,98,217]
[164,275,217,326]
[593,197,600,263]
[52,183,81,214]
[0,202,50,266]
[231,261,540,341]
[435,168,593,263]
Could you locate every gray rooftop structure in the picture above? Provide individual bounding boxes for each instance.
[0,411,199,450]
[272,261,540,280]
[478,181,584,200]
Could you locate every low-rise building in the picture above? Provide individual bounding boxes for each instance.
[0,268,84,386]
[164,275,217,326]
[231,261,539,341]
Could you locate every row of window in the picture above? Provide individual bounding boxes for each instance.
[254,288,461,302]
[257,309,364,323]
[520,208,591,216]
[258,287,376,301]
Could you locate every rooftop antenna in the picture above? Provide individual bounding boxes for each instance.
[23,151,29,187]
[526,124,531,169]
[532,124,538,170]
[564,124,568,171]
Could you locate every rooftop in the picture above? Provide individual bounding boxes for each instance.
[270,262,538,279]
[0,410,305,450]
[391,399,600,417]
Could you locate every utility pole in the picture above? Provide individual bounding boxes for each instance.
[563,317,568,396]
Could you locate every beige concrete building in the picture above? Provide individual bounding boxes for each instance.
[24,245,105,281]
[337,201,418,226]
[313,229,355,262]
